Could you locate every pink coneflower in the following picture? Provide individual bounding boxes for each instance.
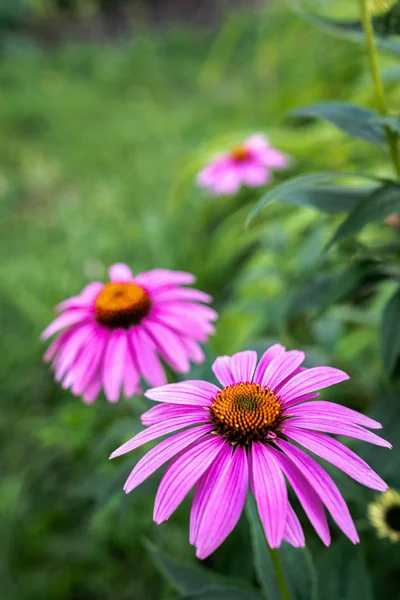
[42,264,217,404]
[197,134,289,196]
[111,345,390,559]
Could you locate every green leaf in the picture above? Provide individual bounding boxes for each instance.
[247,172,384,225]
[279,544,318,600]
[278,186,376,214]
[245,495,281,600]
[178,586,263,600]
[144,539,219,595]
[381,287,400,378]
[328,183,400,246]
[381,115,400,133]
[290,102,386,145]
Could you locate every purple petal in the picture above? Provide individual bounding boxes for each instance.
[253,344,286,384]
[110,413,209,459]
[285,401,382,429]
[212,356,236,387]
[283,503,305,548]
[123,425,213,493]
[108,263,134,283]
[143,321,190,372]
[194,445,249,559]
[277,440,359,544]
[130,328,166,387]
[141,403,208,426]
[286,417,391,448]
[230,351,257,382]
[154,435,224,523]
[279,367,349,403]
[145,381,219,406]
[260,350,305,391]
[41,308,92,340]
[249,442,288,548]
[271,447,331,546]
[102,329,128,403]
[283,427,388,492]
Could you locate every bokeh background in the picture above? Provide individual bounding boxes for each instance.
[1,1,400,599]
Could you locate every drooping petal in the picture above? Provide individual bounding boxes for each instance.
[134,269,195,291]
[82,375,102,404]
[194,445,249,559]
[286,417,392,448]
[271,447,331,546]
[284,400,382,429]
[212,356,236,387]
[43,328,74,362]
[279,367,349,403]
[260,350,305,391]
[249,442,288,548]
[252,344,286,384]
[71,330,108,396]
[153,312,214,343]
[229,351,258,383]
[154,435,224,523]
[108,263,134,283]
[123,425,213,493]
[56,282,104,312]
[110,413,209,459]
[41,308,92,340]
[141,403,209,426]
[130,327,166,387]
[143,321,190,372]
[283,503,305,548]
[122,341,140,397]
[277,440,359,544]
[54,323,98,381]
[180,337,205,364]
[102,329,128,403]
[145,381,219,406]
[283,427,388,492]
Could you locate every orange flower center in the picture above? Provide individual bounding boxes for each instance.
[209,382,282,446]
[95,282,151,328]
[230,145,250,162]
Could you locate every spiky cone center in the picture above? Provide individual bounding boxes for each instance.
[209,382,282,446]
[230,145,250,162]
[95,282,151,328]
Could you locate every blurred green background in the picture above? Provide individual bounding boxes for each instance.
[1,1,400,599]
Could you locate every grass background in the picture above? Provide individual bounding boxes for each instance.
[1,2,400,599]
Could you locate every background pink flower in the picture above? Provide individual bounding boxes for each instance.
[111,345,390,559]
[42,264,217,404]
[197,133,289,195]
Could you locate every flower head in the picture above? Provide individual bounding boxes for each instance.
[111,345,390,558]
[196,134,289,196]
[42,264,217,404]
[368,489,400,543]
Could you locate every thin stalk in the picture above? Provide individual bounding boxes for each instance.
[359,0,400,179]
[270,549,291,600]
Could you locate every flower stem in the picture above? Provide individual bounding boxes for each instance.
[359,0,400,179]
[270,549,291,600]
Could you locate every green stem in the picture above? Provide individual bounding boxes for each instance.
[359,0,400,179]
[270,549,291,600]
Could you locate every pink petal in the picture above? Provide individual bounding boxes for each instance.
[285,401,382,429]
[253,344,286,384]
[272,447,331,546]
[71,330,107,396]
[102,329,129,403]
[283,427,388,492]
[108,263,134,283]
[279,367,349,403]
[153,312,214,343]
[283,503,305,548]
[145,381,219,406]
[130,328,166,387]
[134,269,195,291]
[286,417,391,448]
[154,435,224,523]
[277,440,359,543]
[212,356,236,387]
[56,282,103,312]
[82,376,102,404]
[194,445,249,559]
[122,342,140,397]
[260,350,305,391]
[141,403,209,426]
[43,328,72,362]
[143,320,190,373]
[123,425,213,493]
[229,351,258,383]
[212,169,242,195]
[238,163,270,187]
[54,323,98,381]
[180,337,205,364]
[41,308,92,340]
[110,413,209,459]
[249,442,288,548]
[153,287,212,304]
[280,392,320,409]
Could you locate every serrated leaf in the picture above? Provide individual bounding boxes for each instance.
[144,539,219,594]
[381,287,400,378]
[247,172,384,225]
[178,586,263,600]
[279,186,376,214]
[328,183,400,246]
[290,102,386,145]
